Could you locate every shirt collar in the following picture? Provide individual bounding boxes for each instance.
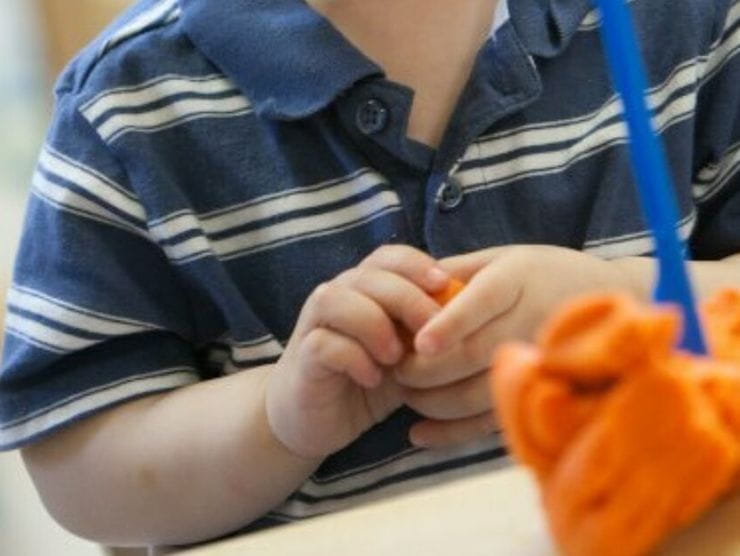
[179,0,591,120]
[179,0,382,120]
[508,0,593,57]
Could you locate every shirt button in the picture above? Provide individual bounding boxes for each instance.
[438,178,464,211]
[356,98,389,135]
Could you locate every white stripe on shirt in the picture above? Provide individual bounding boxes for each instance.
[171,189,402,263]
[31,171,146,236]
[693,140,740,202]
[0,369,197,448]
[7,286,159,338]
[228,336,284,364]
[81,74,238,122]
[455,79,696,196]
[466,52,701,170]
[467,3,740,175]
[150,168,379,242]
[5,312,101,353]
[273,437,507,519]
[490,0,510,37]
[583,211,696,258]
[39,146,146,223]
[700,0,740,85]
[97,94,252,142]
[97,0,179,60]
[151,170,402,263]
[578,0,637,32]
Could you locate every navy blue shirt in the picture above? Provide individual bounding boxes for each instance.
[3,0,740,535]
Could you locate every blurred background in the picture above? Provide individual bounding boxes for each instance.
[0,1,131,554]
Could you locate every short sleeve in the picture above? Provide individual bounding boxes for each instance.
[0,94,200,450]
[690,0,740,259]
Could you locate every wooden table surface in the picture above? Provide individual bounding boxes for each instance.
[179,465,740,555]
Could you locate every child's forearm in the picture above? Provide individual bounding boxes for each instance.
[21,365,321,547]
[613,254,740,301]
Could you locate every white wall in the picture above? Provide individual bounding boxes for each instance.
[0,1,101,554]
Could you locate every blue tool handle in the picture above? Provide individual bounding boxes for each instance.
[593,0,706,353]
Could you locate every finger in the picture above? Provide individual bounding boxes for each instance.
[403,371,492,420]
[409,412,498,449]
[415,260,523,356]
[360,244,449,293]
[399,301,530,388]
[394,343,481,388]
[336,267,441,332]
[300,328,382,389]
[437,247,506,282]
[299,283,403,365]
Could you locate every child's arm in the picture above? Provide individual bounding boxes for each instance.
[22,245,448,547]
[612,254,740,302]
[23,366,317,546]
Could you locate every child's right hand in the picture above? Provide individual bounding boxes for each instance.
[265,245,449,460]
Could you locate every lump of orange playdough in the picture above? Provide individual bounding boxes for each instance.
[490,291,740,556]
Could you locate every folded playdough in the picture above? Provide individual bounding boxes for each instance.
[490,291,740,556]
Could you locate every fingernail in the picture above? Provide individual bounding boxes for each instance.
[425,268,449,290]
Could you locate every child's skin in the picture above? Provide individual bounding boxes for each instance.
[21,0,740,547]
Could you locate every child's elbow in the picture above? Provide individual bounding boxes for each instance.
[22,439,105,543]
[19,399,162,547]
[21,425,131,545]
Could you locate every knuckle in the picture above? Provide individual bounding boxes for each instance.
[309,282,336,308]
[353,266,374,285]
[301,329,331,361]
[335,267,364,286]
[366,244,407,268]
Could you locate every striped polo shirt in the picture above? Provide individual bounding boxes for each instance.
[3,0,740,536]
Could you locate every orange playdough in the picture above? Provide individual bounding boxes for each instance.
[490,290,740,556]
[398,277,466,351]
[432,277,466,306]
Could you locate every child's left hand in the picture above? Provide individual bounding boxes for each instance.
[395,245,639,449]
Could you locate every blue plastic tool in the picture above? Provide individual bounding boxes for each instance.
[593,0,707,353]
